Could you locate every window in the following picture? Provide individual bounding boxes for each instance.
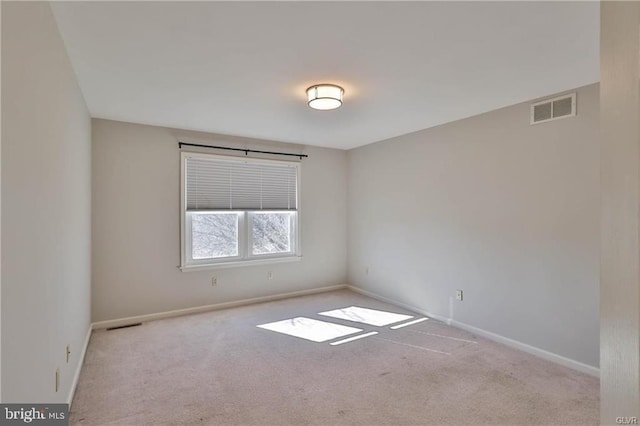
[181,152,300,268]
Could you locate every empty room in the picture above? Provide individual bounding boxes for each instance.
[1,1,639,425]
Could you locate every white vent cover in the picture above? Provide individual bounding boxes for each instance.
[530,93,576,125]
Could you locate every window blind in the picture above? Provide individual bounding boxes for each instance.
[186,156,298,211]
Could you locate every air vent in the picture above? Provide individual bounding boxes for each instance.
[106,323,142,331]
[530,93,576,125]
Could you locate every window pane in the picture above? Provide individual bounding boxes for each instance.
[191,213,239,259]
[252,212,293,255]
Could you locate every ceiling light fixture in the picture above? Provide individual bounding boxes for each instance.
[306,84,344,110]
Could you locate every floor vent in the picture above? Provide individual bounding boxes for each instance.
[530,93,576,125]
[106,322,142,331]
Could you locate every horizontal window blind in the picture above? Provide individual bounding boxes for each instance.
[186,156,298,211]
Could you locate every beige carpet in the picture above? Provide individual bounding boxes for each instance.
[71,289,599,425]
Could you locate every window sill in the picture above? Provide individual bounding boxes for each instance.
[180,255,302,271]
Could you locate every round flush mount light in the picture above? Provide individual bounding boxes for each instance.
[306,84,344,110]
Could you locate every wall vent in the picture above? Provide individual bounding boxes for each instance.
[106,322,142,331]
[530,93,576,125]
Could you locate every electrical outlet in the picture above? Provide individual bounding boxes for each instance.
[211,276,217,286]
[268,271,274,280]
[66,345,71,363]
[55,368,60,392]
[456,290,463,301]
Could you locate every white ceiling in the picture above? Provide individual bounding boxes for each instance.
[51,2,599,150]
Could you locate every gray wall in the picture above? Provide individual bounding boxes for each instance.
[600,2,640,420]
[347,84,600,368]
[1,2,92,402]
[92,119,347,322]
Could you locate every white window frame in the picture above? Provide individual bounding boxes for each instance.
[180,151,301,270]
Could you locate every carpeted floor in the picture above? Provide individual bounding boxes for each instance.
[70,289,599,425]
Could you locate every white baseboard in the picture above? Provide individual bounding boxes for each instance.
[448,317,600,377]
[89,283,599,378]
[68,326,92,407]
[92,284,348,330]
[347,285,451,323]
[347,285,600,378]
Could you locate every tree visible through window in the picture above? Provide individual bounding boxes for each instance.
[252,212,292,255]
[192,213,239,259]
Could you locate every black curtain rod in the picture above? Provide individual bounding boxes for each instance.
[178,142,308,160]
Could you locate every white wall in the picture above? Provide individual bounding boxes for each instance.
[92,119,347,322]
[600,2,640,420]
[348,84,600,368]
[1,2,92,402]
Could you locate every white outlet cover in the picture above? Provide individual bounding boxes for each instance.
[318,306,413,327]
[257,317,362,342]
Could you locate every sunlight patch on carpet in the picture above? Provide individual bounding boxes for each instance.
[390,318,429,329]
[318,306,413,326]
[257,317,363,342]
[330,331,378,346]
